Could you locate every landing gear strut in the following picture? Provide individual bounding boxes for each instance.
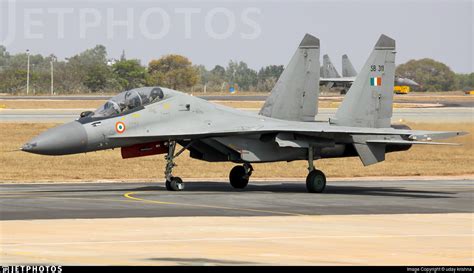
[229,163,253,189]
[164,141,186,191]
[306,146,326,193]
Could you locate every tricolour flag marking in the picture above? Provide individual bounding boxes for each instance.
[370,77,382,86]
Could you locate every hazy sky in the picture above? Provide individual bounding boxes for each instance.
[1,0,472,73]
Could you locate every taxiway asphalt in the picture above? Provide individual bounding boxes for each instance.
[1,179,472,221]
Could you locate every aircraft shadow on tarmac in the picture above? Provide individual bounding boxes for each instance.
[146,257,260,266]
[32,181,456,199]
[164,182,456,199]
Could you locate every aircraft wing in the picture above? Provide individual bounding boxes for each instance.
[107,115,466,145]
[320,77,355,83]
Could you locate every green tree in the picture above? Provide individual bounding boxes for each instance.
[147,54,199,90]
[0,49,54,94]
[66,45,111,92]
[225,61,257,91]
[0,45,10,70]
[209,65,226,87]
[194,65,210,86]
[396,58,456,91]
[53,61,86,94]
[83,65,110,92]
[258,65,284,80]
[454,73,474,91]
[257,65,284,92]
[112,59,147,90]
[0,69,27,93]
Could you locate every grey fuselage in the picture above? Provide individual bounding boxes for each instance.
[22,87,409,163]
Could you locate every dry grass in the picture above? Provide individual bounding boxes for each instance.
[0,122,472,183]
[214,101,264,109]
[0,100,264,110]
[395,94,474,103]
[0,100,105,109]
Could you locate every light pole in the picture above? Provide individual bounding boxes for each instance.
[26,49,30,95]
[50,55,57,95]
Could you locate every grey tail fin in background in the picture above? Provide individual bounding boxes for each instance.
[259,34,320,122]
[342,54,357,77]
[321,54,340,78]
[331,34,396,128]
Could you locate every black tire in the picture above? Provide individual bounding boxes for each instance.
[306,170,326,193]
[165,180,172,191]
[166,177,184,191]
[229,166,249,189]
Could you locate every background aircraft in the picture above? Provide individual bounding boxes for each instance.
[342,54,358,77]
[320,54,420,93]
[22,34,465,193]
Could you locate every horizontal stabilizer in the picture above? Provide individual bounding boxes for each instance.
[353,143,385,166]
[352,135,385,166]
[366,140,462,146]
[320,77,354,83]
[408,131,467,141]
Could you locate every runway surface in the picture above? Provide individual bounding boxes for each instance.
[1,107,472,123]
[1,179,472,221]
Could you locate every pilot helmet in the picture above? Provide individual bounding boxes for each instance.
[124,91,141,109]
[150,88,164,101]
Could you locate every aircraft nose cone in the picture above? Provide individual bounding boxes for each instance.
[408,79,420,86]
[22,121,88,155]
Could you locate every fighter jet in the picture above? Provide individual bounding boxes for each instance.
[395,76,420,87]
[321,54,419,92]
[320,54,353,89]
[22,34,465,193]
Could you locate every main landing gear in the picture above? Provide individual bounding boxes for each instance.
[164,141,186,191]
[164,142,325,193]
[305,146,326,193]
[229,163,253,189]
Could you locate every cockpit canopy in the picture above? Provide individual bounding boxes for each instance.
[91,87,166,118]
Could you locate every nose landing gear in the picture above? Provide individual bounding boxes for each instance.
[164,141,186,191]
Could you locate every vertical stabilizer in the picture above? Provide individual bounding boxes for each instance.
[342,54,357,77]
[259,34,320,122]
[321,54,340,78]
[331,34,396,128]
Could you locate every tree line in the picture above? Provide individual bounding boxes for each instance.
[396,59,473,92]
[0,44,471,95]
